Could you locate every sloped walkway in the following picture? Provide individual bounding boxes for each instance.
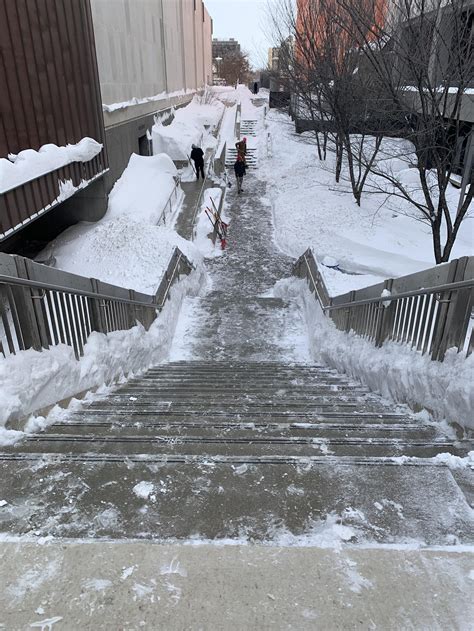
[172,173,310,363]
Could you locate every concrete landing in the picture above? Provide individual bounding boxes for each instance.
[1,542,472,630]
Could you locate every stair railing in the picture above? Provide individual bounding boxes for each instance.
[0,247,193,361]
[294,248,474,361]
[157,175,182,226]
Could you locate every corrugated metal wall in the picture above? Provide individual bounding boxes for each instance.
[0,0,107,238]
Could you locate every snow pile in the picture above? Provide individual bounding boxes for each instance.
[274,277,474,430]
[0,138,103,193]
[152,120,203,161]
[39,217,199,294]
[173,95,224,129]
[0,266,206,430]
[107,153,181,224]
[39,151,196,294]
[152,95,224,161]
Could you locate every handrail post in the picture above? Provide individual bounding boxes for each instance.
[345,291,355,332]
[89,278,106,333]
[432,257,471,360]
[11,257,45,351]
[375,278,394,347]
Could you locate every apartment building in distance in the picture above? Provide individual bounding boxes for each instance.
[212,37,241,60]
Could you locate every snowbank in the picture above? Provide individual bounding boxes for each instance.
[39,218,200,295]
[152,95,224,161]
[274,278,474,430]
[0,265,206,431]
[107,153,180,225]
[38,149,197,294]
[0,138,103,193]
[152,120,203,161]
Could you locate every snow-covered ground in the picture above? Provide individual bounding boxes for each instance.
[39,153,198,294]
[260,110,473,296]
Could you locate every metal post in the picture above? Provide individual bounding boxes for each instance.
[456,130,474,217]
[375,279,394,347]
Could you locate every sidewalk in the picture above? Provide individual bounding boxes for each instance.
[1,541,473,629]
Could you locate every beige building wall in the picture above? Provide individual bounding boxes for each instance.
[90,0,213,126]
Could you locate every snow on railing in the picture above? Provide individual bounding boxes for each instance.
[294,248,474,362]
[0,248,193,361]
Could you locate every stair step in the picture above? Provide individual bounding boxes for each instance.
[48,421,436,440]
[8,435,462,458]
[0,437,460,465]
[68,410,409,422]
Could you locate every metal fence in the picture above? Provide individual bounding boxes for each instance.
[294,248,474,361]
[0,248,193,360]
[157,176,183,226]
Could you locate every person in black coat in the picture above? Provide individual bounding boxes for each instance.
[190,144,205,180]
[233,156,246,194]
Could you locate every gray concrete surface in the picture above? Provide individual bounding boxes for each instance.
[1,542,473,630]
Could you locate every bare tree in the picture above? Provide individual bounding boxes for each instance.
[269,0,387,205]
[333,0,474,262]
[218,50,252,86]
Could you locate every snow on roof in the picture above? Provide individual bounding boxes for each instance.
[0,137,103,193]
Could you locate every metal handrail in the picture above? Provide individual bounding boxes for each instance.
[157,251,188,308]
[302,252,329,308]
[324,279,474,310]
[0,274,157,309]
[294,247,474,361]
[158,175,182,226]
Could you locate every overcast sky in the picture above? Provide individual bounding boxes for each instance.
[205,0,273,69]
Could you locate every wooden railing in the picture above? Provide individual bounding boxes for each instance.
[0,248,193,360]
[294,249,474,361]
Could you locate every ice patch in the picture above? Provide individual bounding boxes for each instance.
[133,481,155,500]
[160,557,188,578]
[233,463,249,475]
[29,617,63,631]
[121,566,136,580]
[82,578,112,591]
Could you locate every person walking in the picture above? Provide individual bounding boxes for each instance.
[234,155,246,194]
[253,81,259,94]
[235,137,247,163]
[190,144,205,180]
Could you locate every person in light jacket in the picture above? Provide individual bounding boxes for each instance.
[233,155,246,194]
[190,144,205,180]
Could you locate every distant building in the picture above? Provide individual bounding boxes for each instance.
[212,38,241,60]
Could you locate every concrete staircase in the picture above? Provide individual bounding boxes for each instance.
[2,361,473,544]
